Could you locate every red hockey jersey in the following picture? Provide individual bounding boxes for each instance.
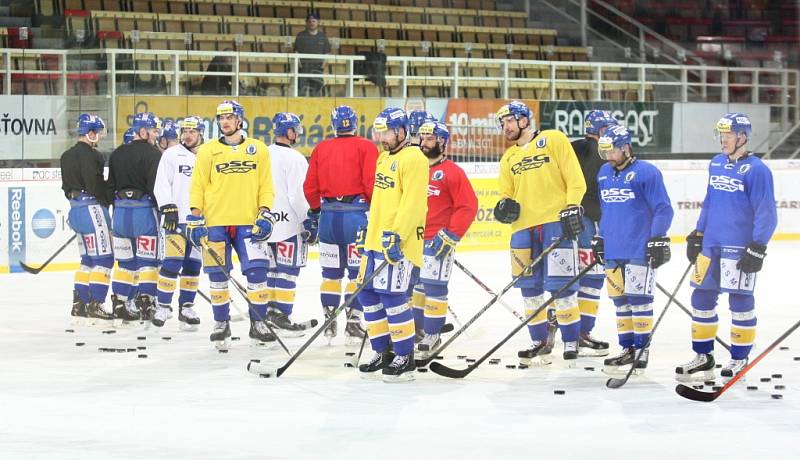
[425,159,478,240]
[303,135,379,208]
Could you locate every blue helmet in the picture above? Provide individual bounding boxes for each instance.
[715,112,752,139]
[373,107,409,133]
[408,110,435,136]
[159,119,178,141]
[123,128,135,144]
[179,116,206,136]
[76,113,106,136]
[496,101,532,125]
[272,112,303,137]
[598,125,632,156]
[132,112,161,132]
[584,110,617,136]
[216,99,245,119]
[418,121,449,147]
[331,105,358,133]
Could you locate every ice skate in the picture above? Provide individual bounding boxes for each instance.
[359,350,394,380]
[249,319,277,348]
[210,320,231,350]
[603,347,635,375]
[578,332,610,357]
[322,306,337,345]
[344,309,367,346]
[135,294,156,322]
[382,353,416,383]
[112,294,140,327]
[266,307,306,338]
[562,341,578,367]
[86,300,114,326]
[71,290,88,326]
[675,352,716,382]
[151,304,172,328]
[720,358,748,380]
[416,333,441,360]
[178,303,200,331]
[541,309,558,354]
[518,340,553,367]
[633,348,649,375]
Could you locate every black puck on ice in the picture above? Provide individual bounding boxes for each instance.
[457,355,467,360]
[115,348,125,353]
[65,329,74,333]
[780,346,789,351]
[712,386,722,391]
[466,358,476,363]
[102,330,116,335]
[506,364,516,369]
[775,385,786,390]
[345,352,356,357]
[137,346,146,350]
[771,394,783,400]
[418,368,428,373]
[772,374,783,379]
[794,357,800,361]
[137,336,146,341]
[434,355,444,360]
[218,349,229,354]
[344,363,354,368]
[518,364,529,370]
[138,354,147,358]
[489,359,500,365]
[761,377,772,382]
[584,366,595,371]
[704,381,716,386]
[259,374,271,378]
[75,342,85,347]
[693,385,704,390]
[231,336,241,341]
[98,347,111,352]
[747,386,758,390]
[162,336,172,341]
[250,359,261,364]
[554,390,566,395]
[715,364,722,369]
[127,348,136,352]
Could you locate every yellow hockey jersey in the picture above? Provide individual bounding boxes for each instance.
[498,129,586,232]
[364,145,429,267]
[190,136,275,226]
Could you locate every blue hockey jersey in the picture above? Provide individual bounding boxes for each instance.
[597,159,674,260]
[696,153,777,248]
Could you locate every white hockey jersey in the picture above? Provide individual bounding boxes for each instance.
[154,143,196,224]
[267,143,310,242]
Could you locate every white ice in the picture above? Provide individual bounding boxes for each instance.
[2,244,799,459]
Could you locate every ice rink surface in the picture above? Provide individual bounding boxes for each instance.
[2,243,799,459]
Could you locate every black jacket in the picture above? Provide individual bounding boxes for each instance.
[571,137,605,223]
[107,139,161,200]
[60,141,111,207]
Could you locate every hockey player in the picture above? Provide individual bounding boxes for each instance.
[303,105,378,345]
[570,110,618,356]
[591,125,674,375]
[157,119,179,152]
[413,121,478,358]
[263,112,313,337]
[151,116,205,330]
[187,100,277,349]
[408,109,435,146]
[492,101,587,367]
[61,113,115,324]
[107,112,163,324]
[357,107,428,382]
[675,113,777,382]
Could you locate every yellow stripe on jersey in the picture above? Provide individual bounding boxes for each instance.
[180,276,199,291]
[210,288,230,306]
[138,267,158,284]
[74,269,90,286]
[89,267,111,285]
[320,278,341,295]
[113,267,135,285]
[190,137,275,226]
[412,290,426,310]
[579,298,599,317]
[158,276,178,293]
[498,129,586,231]
[526,305,549,326]
[367,318,390,339]
[692,321,719,342]
[633,316,654,334]
[731,325,756,346]
[388,319,416,342]
[424,298,448,318]
[273,287,296,304]
[617,317,633,334]
[363,145,429,267]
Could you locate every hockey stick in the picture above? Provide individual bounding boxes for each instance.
[19,233,78,274]
[429,261,598,379]
[416,236,567,368]
[655,281,731,352]
[454,259,526,322]
[248,260,390,378]
[201,241,291,356]
[606,263,693,389]
[676,317,800,402]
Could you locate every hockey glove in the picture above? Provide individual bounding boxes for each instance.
[185,215,208,248]
[302,208,320,244]
[646,236,671,269]
[737,242,767,273]
[355,226,367,256]
[685,230,703,264]
[251,209,275,242]
[160,204,179,233]
[430,228,459,260]
[381,231,404,265]
[493,198,520,224]
[590,235,605,265]
[559,205,585,240]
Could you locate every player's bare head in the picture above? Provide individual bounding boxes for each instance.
[419,121,449,160]
[179,116,205,150]
[373,108,409,153]
[715,112,751,157]
[76,113,106,146]
[496,101,532,142]
[598,125,633,169]
[216,100,244,137]
[132,112,161,145]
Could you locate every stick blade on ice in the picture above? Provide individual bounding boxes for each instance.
[605,376,629,389]
[18,261,45,274]
[675,384,719,402]
[428,361,470,379]
[247,362,279,378]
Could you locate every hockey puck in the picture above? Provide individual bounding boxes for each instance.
[344,352,356,357]
[65,329,74,333]
[137,336,146,341]
[761,377,772,382]
[704,381,716,386]
[418,368,428,373]
[162,336,172,341]
[116,348,126,353]
[693,385,704,390]
[715,364,722,368]
[506,364,516,369]
[102,330,116,335]
[344,363,354,368]
[775,385,786,390]
[457,355,467,360]
[584,366,595,371]
[795,356,800,361]
[518,364,529,370]
[138,354,147,358]
[466,358,476,363]
[259,374,272,378]
[489,359,501,365]
[780,346,789,351]
[771,394,783,399]
[712,386,722,391]
[772,374,783,379]
[434,355,444,360]
[554,390,566,395]
[127,348,136,352]
[747,386,758,390]
[137,346,146,350]
[98,347,111,352]
[218,349,229,354]
[75,342,85,347]
[231,336,241,341]
[250,359,261,364]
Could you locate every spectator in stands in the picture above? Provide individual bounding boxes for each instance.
[200,49,233,95]
[294,12,331,97]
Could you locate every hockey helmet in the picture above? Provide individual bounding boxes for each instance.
[408,110,436,136]
[715,112,752,140]
[272,112,304,137]
[122,128,135,144]
[159,119,179,141]
[331,105,358,133]
[132,112,161,132]
[373,107,409,133]
[496,100,532,126]
[216,99,245,119]
[598,125,632,159]
[179,116,206,136]
[76,113,106,137]
[418,121,449,148]
[584,110,617,136]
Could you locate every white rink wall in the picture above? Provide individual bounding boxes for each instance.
[2,160,800,274]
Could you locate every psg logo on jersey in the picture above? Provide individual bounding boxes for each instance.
[246,145,257,155]
[432,170,445,181]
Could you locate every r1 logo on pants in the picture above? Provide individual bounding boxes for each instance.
[137,236,158,260]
